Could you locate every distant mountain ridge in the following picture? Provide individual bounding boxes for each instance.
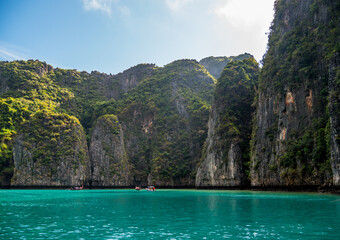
[199,53,252,79]
[0,54,250,187]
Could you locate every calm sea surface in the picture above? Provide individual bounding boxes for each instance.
[1,189,339,239]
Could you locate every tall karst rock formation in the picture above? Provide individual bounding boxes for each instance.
[89,114,131,187]
[196,57,259,187]
[250,0,340,187]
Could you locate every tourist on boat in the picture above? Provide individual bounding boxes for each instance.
[146,186,156,191]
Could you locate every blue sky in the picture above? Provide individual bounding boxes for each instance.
[0,0,275,74]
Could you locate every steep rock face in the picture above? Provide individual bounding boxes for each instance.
[199,53,252,79]
[196,108,243,187]
[251,0,339,186]
[116,59,216,186]
[0,98,33,186]
[0,68,9,95]
[329,53,340,185]
[52,64,156,102]
[11,112,90,187]
[115,64,157,95]
[89,114,131,187]
[52,64,156,130]
[119,103,155,186]
[196,58,259,187]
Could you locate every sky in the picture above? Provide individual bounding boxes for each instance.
[0,0,275,74]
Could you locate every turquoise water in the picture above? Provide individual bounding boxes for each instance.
[1,190,340,239]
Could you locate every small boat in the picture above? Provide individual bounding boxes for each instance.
[145,186,156,191]
[135,186,141,190]
[71,186,84,190]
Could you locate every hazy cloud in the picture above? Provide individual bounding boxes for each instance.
[118,5,131,16]
[83,0,115,15]
[213,0,274,29]
[165,0,193,12]
[211,0,275,61]
[82,0,132,18]
[0,42,27,61]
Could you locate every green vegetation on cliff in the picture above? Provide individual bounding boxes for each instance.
[0,60,92,186]
[18,111,86,167]
[260,0,339,92]
[0,56,227,186]
[113,60,215,185]
[216,58,259,176]
[10,110,89,186]
[196,56,259,187]
[199,53,253,79]
[251,0,339,186]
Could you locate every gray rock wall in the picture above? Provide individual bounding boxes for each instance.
[196,108,243,187]
[89,115,131,187]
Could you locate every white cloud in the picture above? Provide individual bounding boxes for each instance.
[213,0,274,29]
[83,0,115,15]
[165,0,193,12]
[0,49,22,60]
[82,0,131,17]
[0,42,27,61]
[211,0,275,61]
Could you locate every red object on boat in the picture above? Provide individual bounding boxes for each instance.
[146,186,156,191]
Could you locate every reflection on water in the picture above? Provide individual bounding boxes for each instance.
[0,190,340,239]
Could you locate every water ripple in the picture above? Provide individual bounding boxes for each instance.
[0,190,339,239]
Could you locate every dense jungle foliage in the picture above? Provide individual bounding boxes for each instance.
[0,57,222,185]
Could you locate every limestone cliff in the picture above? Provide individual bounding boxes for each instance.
[89,114,131,187]
[115,64,157,96]
[53,63,156,102]
[196,57,259,187]
[11,112,90,187]
[0,58,216,187]
[52,63,156,130]
[250,0,339,187]
[329,53,340,185]
[117,59,216,186]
